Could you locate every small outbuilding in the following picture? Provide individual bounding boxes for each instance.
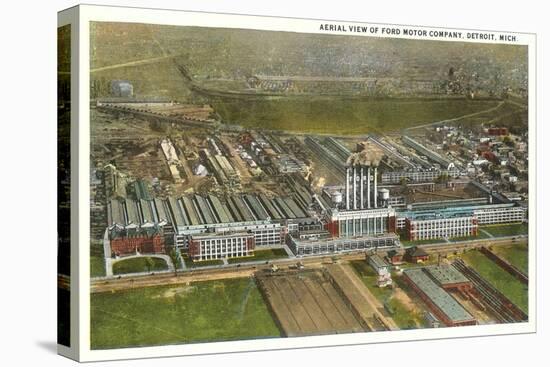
[405,246,430,263]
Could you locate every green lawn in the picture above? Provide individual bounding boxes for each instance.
[491,244,528,274]
[183,255,224,268]
[400,238,443,247]
[481,223,528,238]
[90,256,106,278]
[350,261,425,329]
[91,278,280,349]
[227,248,288,264]
[460,250,528,313]
[449,231,491,242]
[112,257,168,275]
[213,97,499,135]
[350,261,392,303]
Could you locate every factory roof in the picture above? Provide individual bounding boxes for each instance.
[425,265,470,286]
[168,197,187,227]
[140,199,155,223]
[194,195,217,224]
[125,200,141,225]
[398,202,521,221]
[258,194,283,220]
[109,198,126,226]
[181,196,201,225]
[368,254,390,269]
[244,194,270,220]
[153,198,170,223]
[404,268,474,323]
[207,195,234,223]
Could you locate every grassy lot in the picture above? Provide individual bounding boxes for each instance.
[90,278,280,349]
[350,261,425,329]
[90,256,106,278]
[112,257,168,275]
[90,240,106,277]
[491,244,528,274]
[481,223,528,238]
[350,261,392,303]
[227,248,288,264]
[460,249,528,313]
[449,231,491,242]
[400,238,443,247]
[213,98,499,135]
[182,254,224,268]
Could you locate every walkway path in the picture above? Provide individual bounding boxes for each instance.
[479,228,494,238]
[107,254,175,278]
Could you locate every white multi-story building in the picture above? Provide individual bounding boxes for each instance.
[405,215,478,241]
[188,231,254,261]
[473,205,526,225]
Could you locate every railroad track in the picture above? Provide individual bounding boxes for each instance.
[91,237,525,293]
[419,236,527,254]
[452,259,527,323]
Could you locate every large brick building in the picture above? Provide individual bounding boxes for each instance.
[109,227,166,256]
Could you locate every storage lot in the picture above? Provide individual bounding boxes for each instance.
[256,270,365,336]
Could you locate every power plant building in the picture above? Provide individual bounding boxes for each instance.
[290,144,401,256]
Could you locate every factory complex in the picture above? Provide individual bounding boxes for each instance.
[101,123,527,264]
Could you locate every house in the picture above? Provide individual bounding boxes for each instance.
[386,249,404,265]
[405,246,430,263]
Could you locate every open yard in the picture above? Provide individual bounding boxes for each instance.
[481,223,528,238]
[491,243,528,274]
[256,269,364,336]
[90,256,106,278]
[91,277,280,349]
[213,97,500,135]
[350,261,426,329]
[460,250,528,313]
[449,231,491,242]
[228,248,289,264]
[181,253,224,268]
[112,257,168,275]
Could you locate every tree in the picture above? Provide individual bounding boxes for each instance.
[168,247,180,276]
[145,257,154,273]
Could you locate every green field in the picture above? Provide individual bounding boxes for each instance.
[449,231,491,242]
[227,248,289,264]
[482,223,528,237]
[461,250,528,313]
[90,256,106,278]
[182,254,224,268]
[112,257,168,275]
[400,238,443,247]
[350,261,425,329]
[91,278,280,349]
[212,97,499,134]
[492,244,528,274]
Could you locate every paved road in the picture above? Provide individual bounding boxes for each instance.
[91,236,527,292]
[106,254,175,279]
[91,55,175,73]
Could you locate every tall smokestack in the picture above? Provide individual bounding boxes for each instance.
[352,166,357,209]
[367,167,371,208]
[360,166,364,209]
[374,167,378,208]
[346,167,350,210]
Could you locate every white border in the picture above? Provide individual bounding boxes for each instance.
[63,4,537,362]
